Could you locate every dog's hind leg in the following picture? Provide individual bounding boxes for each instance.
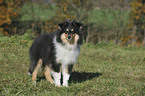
[44,65,54,83]
[32,59,42,83]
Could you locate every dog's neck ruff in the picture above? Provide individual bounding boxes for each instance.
[53,36,80,65]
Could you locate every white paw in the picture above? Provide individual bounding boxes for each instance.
[62,84,68,87]
[55,83,61,87]
[62,82,68,87]
[33,81,36,84]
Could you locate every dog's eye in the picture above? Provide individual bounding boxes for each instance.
[65,31,68,34]
[71,31,75,34]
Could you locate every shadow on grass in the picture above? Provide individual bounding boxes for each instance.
[36,71,102,84]
[69,71,102,84]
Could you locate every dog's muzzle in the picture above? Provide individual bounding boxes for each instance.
[67,35,72,40]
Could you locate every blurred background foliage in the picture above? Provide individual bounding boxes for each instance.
[0,0,144,46]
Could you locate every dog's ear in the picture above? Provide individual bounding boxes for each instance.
[72,20,83,31]
[58,21,68,31]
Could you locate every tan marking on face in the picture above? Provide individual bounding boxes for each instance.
[61,33,69,45]
[65,33,68,38]
[72,33,76,37]
[71,29,74,31]
[66,28,69,31]
[32,59,42,82]
[69,34,75,44]
[74,34,79,45]
[44,65,54,83]
[61,33,79,45]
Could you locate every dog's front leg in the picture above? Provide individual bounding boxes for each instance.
[51,64,61,87]
[62,64,73,87]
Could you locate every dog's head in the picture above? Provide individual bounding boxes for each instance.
[57,20,83,45]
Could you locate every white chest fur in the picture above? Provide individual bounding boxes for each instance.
[54,37,80,65]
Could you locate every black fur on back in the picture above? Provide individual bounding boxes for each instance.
[28,33,57,74]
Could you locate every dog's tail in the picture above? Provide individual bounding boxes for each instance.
[28,63,35,76]
[28,60,38,76]
[28,71,32,76]
[28,58,42,76]
[28,57,39,76]
[28,46,38,76]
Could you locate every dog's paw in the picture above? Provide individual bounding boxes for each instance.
[62,81,69,87]
[33,81,36,84]
[32,81,37,86]
[62,83,68,87]
[55,82,61,87]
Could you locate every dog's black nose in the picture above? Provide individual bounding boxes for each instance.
[68,35,71,40]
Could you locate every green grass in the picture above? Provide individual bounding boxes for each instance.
[0,34,145,96]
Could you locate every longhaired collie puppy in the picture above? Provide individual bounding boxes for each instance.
[28,20,83,87]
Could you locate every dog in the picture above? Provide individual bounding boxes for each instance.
[28,20,83,87]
